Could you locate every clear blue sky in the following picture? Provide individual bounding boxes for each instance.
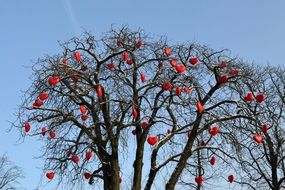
[0,0,284,189]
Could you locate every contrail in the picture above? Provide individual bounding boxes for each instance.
[61,0,81,35]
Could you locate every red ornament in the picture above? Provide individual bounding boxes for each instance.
[147,136,158,146]
[135,40,143,49]
[84,172,91,180]
[176,87,181,96]
[127,59,133,65]
[132,129,137,135]
[141,121,149,129]
[132,107,138,119]
[141,73,146,83]
[107,62,115,70]
[42,127,47,136]
[253,134,263,144]
[261,124,269,133]
[123,51,128,62]
[73,51,81,62]
[86,151,93,161]
[195,176,204,185]
[175,64,186,73]
[228,175,234,183]
[63,57,67,64]
[256,93,265,103]
[189,57,199,65]
[162,82,173,91]
[48,76,60,86]
[33,99,43,107]
[196,101,204,113]
[46,172,55,180]
[164,47,172,56]
[209,126,219,136]
[80,105,87,114]
[24,122,31,133]
[49,130,56,139]
[183,87,191,94]
[81,115,89,121]
[210,156,216,165]
[96,86,103,97]
[39,92,49,101]
[169,60,177,67]
[71,155,80,164]
[218,75,228,84]
[244,92,254,102]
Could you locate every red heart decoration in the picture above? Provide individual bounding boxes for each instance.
[72,73,80,82]
[147,136,158,146]
[162,82,173,91]
[141,73,146,83]
[81,115,89,121]
[195,176,204,185]
[183,87,191,94]
[196,101,204,113]
[127,59,133,65]
[123,51,128,62]
[210,156,216,166]
[164,48,172,56]
[33,99,43,107]
[96,86,103,97]
[169,60,177,67]
[132,107,138,119]
[256,93,265,103]
[229,68,239,76]
[261,124,269,133]
[48,76,60,86]
[244,92,254,102]
[141,121,149,129]
[189,57,199,65]
[209,126,219,136]
[39,92,49,101]
[42,127,47,136]
[228,175,234,183]
[80,105,87,114]
[86,151,93,161]
[84,172,91,180]
[218,75,228,84]
[73,51,81,62]
[175,64,186,73]
[135,40,143,49]
[49,130,56,139]
[253,134,263,144]
[63,57,67,64]
[107,62,115,70]
[176,87,181,96]
[71,155,80,164]
[132,129,137,135]
[24,122,30,133]
[46,172,55,180]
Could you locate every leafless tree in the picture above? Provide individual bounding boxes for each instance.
[14,27,258,190]
[0,155,23,190]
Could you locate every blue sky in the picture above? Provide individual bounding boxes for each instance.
[0,0,284,189]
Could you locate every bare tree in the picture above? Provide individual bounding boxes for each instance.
[0,155,23,190]
[228,66,285,190]
[14,27,257,190]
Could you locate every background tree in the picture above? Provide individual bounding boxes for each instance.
[230,66,285,190]
[0,155,23,190]
[14,27,258,190]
